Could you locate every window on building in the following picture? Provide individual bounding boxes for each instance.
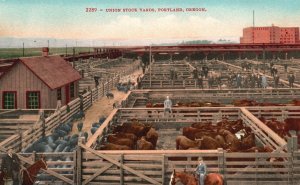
[3,92,16,109]
[57,88,62,100]
[27,91,40,109]
[70,82,75,99]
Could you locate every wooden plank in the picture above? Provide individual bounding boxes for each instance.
[240,107,287,149]
[85,108,118,147]
[82,163,115,185]
[80,144,162,185]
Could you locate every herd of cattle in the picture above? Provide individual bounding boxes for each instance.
[98,119,158,150]
[96,118,280,152]
[175,118,269,152]
[97,117,300,151]
[259,117,300,144]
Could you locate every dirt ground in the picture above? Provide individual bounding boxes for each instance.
[156,128,181,150]
[70,69,143,139]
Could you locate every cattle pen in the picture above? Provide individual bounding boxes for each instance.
[1,57,300,185]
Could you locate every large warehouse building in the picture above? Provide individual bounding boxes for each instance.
[240,25,300,44]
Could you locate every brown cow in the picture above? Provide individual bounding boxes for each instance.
[137,137,154,150]
[107,135,135,149]
[219,129,241,151]
[215,135,226,148]
[284,118,300,133]
[176,136,202,150]
[200,136,221,149]
[240,133,255,150]
[183,127,213,140]
[113,122,152,137]
[99,143,131,150]
[191,121,212,129]
[112,132,138,142]
[145,128,158,148]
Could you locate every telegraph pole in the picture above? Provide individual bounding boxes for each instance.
[149,45,152,87]
[22,42,24,57]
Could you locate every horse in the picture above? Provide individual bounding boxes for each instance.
[170,169,224,185]
[170,169,198,185]
[0,158,47,185]
[205,173,223,185]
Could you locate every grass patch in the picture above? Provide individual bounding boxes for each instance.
[0,47,92,59]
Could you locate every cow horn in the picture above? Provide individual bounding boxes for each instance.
[195,138,203,141]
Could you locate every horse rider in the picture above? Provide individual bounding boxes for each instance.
[195,157,207,185]
[1,147,21,185]
[164,96,172,116]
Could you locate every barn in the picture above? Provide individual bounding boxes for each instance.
[0,52,81,109]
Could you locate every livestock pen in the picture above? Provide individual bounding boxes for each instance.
[84,106,300,184]
[122,88,300,108]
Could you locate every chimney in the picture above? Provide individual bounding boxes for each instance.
[42,47,49,57]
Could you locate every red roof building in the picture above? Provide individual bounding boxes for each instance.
[240,25,300,44]
[0,55,81,109]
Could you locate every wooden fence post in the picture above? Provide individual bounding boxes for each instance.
[39,110,46,138]
[120,154,124,184]
[76,138,83,185]
[17,125,22,151]
[161,154,165,185]
[90,91,93,105]
[255,149,258,184]
[217,148,224,174]
[73,150,77,184]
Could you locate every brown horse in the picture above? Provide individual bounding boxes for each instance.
[170,169,198,185]
[0,158,47,185]
[170,170,224,185]
[205,173,223,185]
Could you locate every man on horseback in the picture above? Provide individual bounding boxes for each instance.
[195,157,207,185]
[1,147,21,185]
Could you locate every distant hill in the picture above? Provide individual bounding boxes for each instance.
[155,39,237,46]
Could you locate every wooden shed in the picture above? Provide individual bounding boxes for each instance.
[0,55,81,109]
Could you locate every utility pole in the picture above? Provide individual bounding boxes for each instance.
[47,40,50,55]
[22,42,24,57]
[65,44,68,56]
[149,45,152,87]
[252,10,255,44]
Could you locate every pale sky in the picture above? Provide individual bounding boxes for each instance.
[0,0,299,43]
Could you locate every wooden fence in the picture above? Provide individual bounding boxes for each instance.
[1,145,299,185]
[124,88,300,108]
[0,75,121,152]
[85,107,295,153]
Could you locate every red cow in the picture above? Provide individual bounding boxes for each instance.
[240,133,255,150]
[107,135,135,149]
[137,137,154,150]
[146,102,153,108]
[176,136,202,150]
[200,136,221,149]
[112,132,138,142]
[215,135,226,148]
[145,128,158,148]
[284,118,300,133]
[99,143,131,150]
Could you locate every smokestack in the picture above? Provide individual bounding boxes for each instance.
[42,47,49,57]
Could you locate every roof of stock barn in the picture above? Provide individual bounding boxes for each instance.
[0,55,81,90]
